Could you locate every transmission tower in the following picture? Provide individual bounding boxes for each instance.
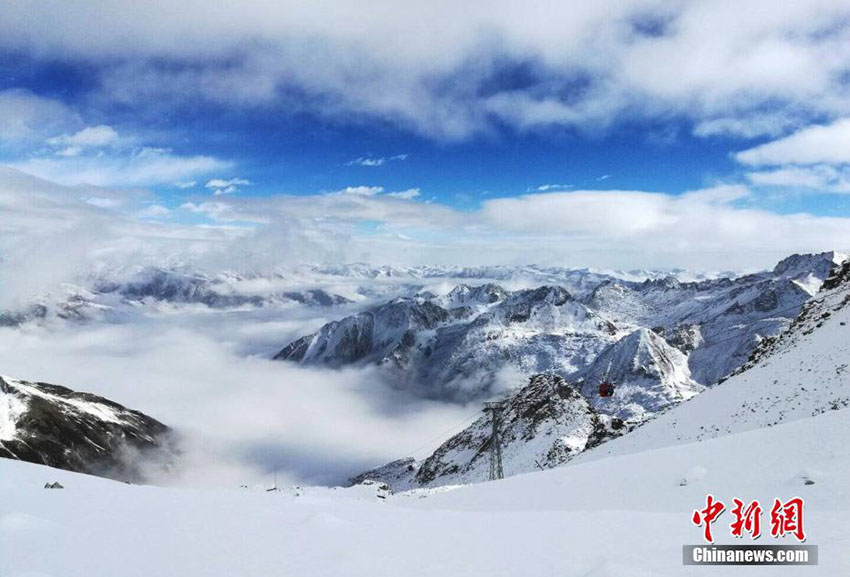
[483,401,506,480]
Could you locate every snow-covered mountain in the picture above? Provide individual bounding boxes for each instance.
[353,374,628,489]
[0,266,355,326]
[584,250,846,385]
[96,267,352,309]
[277,252,844,402]
[0,375,174,482]
[276,286,619,400]
[357,329,698,489]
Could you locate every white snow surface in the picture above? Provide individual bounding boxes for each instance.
[1,407,848,576]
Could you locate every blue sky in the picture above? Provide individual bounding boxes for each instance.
[0,50,743,206]
[2,1,850,271]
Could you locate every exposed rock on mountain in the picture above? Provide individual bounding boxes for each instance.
[354,374,628,490]
[0,375,174,482]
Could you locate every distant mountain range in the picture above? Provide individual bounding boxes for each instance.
[277,252,845,406]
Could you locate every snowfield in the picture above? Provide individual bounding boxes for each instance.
[1,407,849,576]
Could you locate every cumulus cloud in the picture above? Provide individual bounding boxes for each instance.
[0,166,241,308]
[386,188,420,200]
[478,186,850,267]
[4,166,850,291]
[47,125,120,149]
[333,185,385,196]
[0,89,229,189]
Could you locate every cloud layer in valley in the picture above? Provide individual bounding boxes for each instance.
[0,315,476,487]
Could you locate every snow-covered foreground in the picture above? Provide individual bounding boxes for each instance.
[3,407,848,577]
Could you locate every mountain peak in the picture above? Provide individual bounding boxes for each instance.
[574,328,703,421]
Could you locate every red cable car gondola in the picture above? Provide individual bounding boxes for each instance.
[599,381,615,397]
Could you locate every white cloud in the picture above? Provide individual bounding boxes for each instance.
[478,187,850,268]
[0,320,474,486]
[205,177,251,189]
[9,148,229,188]
[205,177,252,196]
[137,204,172,218]
[3,166,850,291]
[746,165,850,193]
[175,180,197,189]
[346,154,409,167]
[334,185,384,196]
[531,184,573,192]
[3,2,849,140]
[0,89,81,147]
[47,125,120,148]
[347,157,385,167]
[0,91,229,189]
[736,119,850,166]
[694,113,804,139]
[386,188,420,200]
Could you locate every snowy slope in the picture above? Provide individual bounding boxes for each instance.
[0,375,174,482]
[2,406,849,577]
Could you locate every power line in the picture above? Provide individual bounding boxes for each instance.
[401,410,482,458]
